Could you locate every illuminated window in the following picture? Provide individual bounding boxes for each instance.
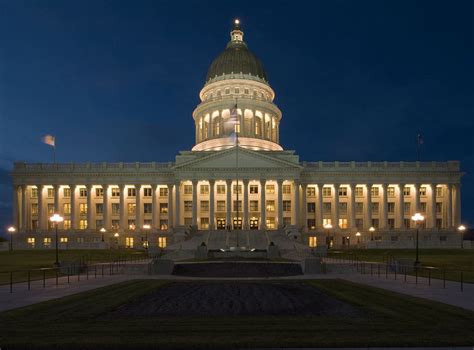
[322,187,331,197]
[27,237,35,248]
[128,188,136,197]
[200,201,209,212]
[184,185,193,195]
[143,188,152,197]
[184,201,192,212]
[63,220,71,230]
[309,236,317,248]
[217,185,226,194]
[31,188,38,198]
[111,187,120,197]
[307,202,315,213]
[79,188,87,197]
[307,187,316,197]
[403,187,411,196]
[77,237,84,243]
[355,187,363,197]
[250,185,259,194]
[283,200,291,212]
[323,218,332,226]
[128,220,136,230]
[266,217,276,229]
[127,203,135,215]
[43,237,52,248]
[266,200,275,212]
[63,203,70,215]
[157,203,167,214]
[95,188,103,197]
[160,220,168,231]
[60,237,68,243]
[79,203,88,215]
[31,203,38,215]
[158,236,167,248]
[217,201,225,212]
[338,187,347,196]
[144,203,152,214]
[371,187,379,197]
[282,185,291,194]
[250,200,258,211]
[255,121,260,135]
[79,220,88,230]
[201,218,209,229]
[266,185,275,194]
[159,187,168,197]
[48,188,54,198]
[125,237,134,248]
[419,186,427,196]
[63,188,71,198]
[200,185,209,195]
[47,204,54,215]
[387,187,395,197]
[112,220,120,229]
[339,218,348,229]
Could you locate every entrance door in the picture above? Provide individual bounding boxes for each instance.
[217,219,226,230]
[233,218,242,230]
[250,219,259,230]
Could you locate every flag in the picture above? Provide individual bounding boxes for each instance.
[42,135,55,147]
[417,133,424,145]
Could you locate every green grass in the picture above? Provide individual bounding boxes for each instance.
[0,249,147,285]
[329,248,474,283]
[0,279,473,349]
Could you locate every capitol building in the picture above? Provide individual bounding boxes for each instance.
[11,21,463,250]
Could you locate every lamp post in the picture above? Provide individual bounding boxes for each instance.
[324,223,333,250]
[100,227,106,242]
[7,226,16,252]
[458,225,466,249]
[49,213,64,267]
[355,231,361,248]
[369,226,375,241]
[411,212,425,266]
[346,236,350,249]
[142,224,150,249]
[114,232,119,249]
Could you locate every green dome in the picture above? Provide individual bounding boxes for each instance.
[206,32,267,83]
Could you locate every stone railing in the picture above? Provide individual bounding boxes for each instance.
[301,161,460,172]
[13,162,175,172]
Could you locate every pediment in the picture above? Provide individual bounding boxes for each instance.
[174,147,302,170]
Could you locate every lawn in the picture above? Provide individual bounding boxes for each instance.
[328,248,474,283]
[0,249,147,285]
[0,279,473,349]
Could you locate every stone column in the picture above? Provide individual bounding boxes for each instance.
[349,183,357,230]
[151,184,158,230]
[12,185,19,231]
[294,180,300,227]
[332,184,339,229]
[365,184,372,229]
[21,185,27,231]
[167,184,174,229]
[429,183,437,229]
[209,180,215,230]
[135,184,142,230]
[53,184,60,213]
[86,184,94,230]
[243,179,249,229]
[260,179,266,230]
[453,184,461,227]
[119,184,126,232]
[226,179,232,228]
[101,185,108,230]
[380,184,388,230]
[277,180,283,228]
[397,184,405,230]
[414,183,421,213]
[192,180,198,227]
[175,181,181,227]
[37,185,44,230]
[301,183,307,231]
[446,184,453,229]
[316,184,324,229]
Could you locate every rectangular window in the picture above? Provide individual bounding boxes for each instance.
[200,201,209,212]
[250,200,258,211]
[307,219,316,230]
[371,187,379,197]
[266,185,275,194]
[112,220,120,230]
[339,202,347,214]
[77,237,84,243]
[60,237,68,243]
[404,202,411,214]
[283,217,291,226]
[184,217,192,226]
[43,237,52,248]
[95,219,103,229]
[371,202,379,214]
[95,188,104,198]
[372,218,379,228]
[200,185,209,195]
[307,202,315,213]
[233,200,242,212]
[159,187,168,197]
[420,186,427,196]
[48,188,54,198]
[322,187,332,197]
[356,219,363,229]
[217,200,226,212]
[184,201,193,212]
[79,203,88,215]
[27,237,35,247]
[31,188,38,198]
[403,187,411,196]
[96,203,103,214]
[436,219,443,229]
[144,203,152,214]
[282,184,291,194]
[47,204,54,215]
[355,187,363,197]
[436,187,443,198]
[63,203,71,215]
[63,188,71,198]
[404,218,411,229]
[266,200,275,212]
[184,185,193,195]
[266,217,276,229]
[158,236,167,248]
[31,203,38,215]
[127,203,136,215]
[339,218,348,229]
[63,220,71,230]
[201,217,209,229]
[355,202,363,214]
[160,203,168,214]
[144,219,152,226]
[420,202,426,213]
[391,235,398,242]
[160,220,168,231]
[249,185,259,194]
[128,188,136,197]
[112,203,120,215]
[323,218,332,226]
[387,186,395,197]
[436,202,442,214]
[143,188,152,197]
[308,236,317,247]
[387,202,395,213]
[440,235,447,242]
[306,187,316,197]
[323,202,331,214]
[128,220,136,230]
[111,187,120,197]
[125,237,134,248]
[388,219,395,229]
[233,185,242,194]
[79,219,87,230]
[283,200,291,212]
[79,188,87,197]
[338,187,347,196]
[216,185,226,194]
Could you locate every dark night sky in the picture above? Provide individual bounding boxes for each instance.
[0,0,473,234]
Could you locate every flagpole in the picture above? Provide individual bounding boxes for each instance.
[235,99,239,247]
[53,144,56,164]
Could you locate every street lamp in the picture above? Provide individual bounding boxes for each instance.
[142,224,150,249]
[114,232,119,249]
[7,226,16,252]
[411,212,425,266]
[458,225,466,248]
[324,223,333,250]
[355,231,361,247]
[369,226,375,241]
[100,227,106,242]
[49,213,64,267]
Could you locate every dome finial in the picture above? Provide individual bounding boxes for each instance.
[233,18,241,30]
[230,18,243,42]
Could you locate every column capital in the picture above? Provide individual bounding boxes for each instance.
[191,179,199,185]
[226,179,233,185]
[317,183,324,188]
[366,183,373,188]
[86,184,93,190]
[151,184,158,190]
[100,184,108,189]
[134,184,142,189]
[208,179,216,185]
[414,183,421,189]
[293,179,300,185]
[447,183,453,189]
[333,183,340,188]
[259,179,266,184]
[276,179,284,185]
[349,183,357,189]
[20,184,27,190]
[381,183,388,189]
[242,179,249,185]
[118,184,126,190]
